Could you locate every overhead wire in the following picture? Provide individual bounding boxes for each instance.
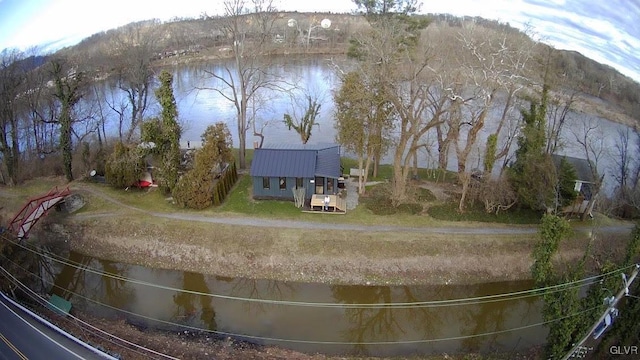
[0,264,179,360]
[0,261,603,347]
[2,236,633,309]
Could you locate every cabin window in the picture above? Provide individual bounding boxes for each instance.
[262,177,270,189]
[315,177,324,194]
[279,177,287,190]
[296,177,304,188]
[327,178,334,193]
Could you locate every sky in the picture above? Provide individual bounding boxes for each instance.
[0,0,638,83]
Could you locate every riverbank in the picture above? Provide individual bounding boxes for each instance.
[5,179,633,286]
[37,186,633,287]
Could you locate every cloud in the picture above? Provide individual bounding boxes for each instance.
[490,0,640,82]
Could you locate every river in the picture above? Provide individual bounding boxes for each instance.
[36,250,549,357]
[91,55,632,195]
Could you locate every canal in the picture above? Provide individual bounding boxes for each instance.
[31,249,553,357]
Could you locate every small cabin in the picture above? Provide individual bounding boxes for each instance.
[552,154,599,217]
[250,143,342,201]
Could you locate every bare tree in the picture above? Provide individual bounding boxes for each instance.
[200,0,281,169]
[571,118,606,220]
[112,21,160,142]
[348,0,441,205]
[612,128,634,195]
[451,22,519,211]
[0,49,26,185]
[545,90,575,155]
[248,91,275,149]
[50,59,85,182]
[283,87,325,144]
[486,27,537,176]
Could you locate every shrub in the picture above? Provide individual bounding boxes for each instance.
[104,142,146,188]
[172,168,214,209]
[396,202,423,214]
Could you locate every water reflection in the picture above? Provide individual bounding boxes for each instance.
[457,282,539,353]
[229,277,295,314]
[38,250,546,357]
[50,251,91,300]
[173,272,216,330]
[334,286,406,355]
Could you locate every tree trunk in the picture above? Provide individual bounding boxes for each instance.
[436,125,450,170]
[362,155,373,196]
[458,172,471,213]
[61,111,74,182]
[237,99,247,169]
[9,119,20,184]
[392,151,408,206]
[357,156,364,194]
[413,154,418,178]
[373,156,379,178]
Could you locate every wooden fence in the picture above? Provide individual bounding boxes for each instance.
[212,162,238,206]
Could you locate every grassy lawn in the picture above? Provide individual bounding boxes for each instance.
[3,150,619,228]
[216,174,302,217]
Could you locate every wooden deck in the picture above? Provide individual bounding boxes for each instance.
[306,194,346,213]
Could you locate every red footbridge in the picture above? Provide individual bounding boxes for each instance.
[6,186,71,239]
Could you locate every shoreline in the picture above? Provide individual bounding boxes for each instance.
[47,212,634,287]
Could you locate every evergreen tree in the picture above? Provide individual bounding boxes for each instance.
[557,157,579,207]
[141,70,181,193]
[172,122,233,209]
[508,85,556,210]
[532,214,583,359]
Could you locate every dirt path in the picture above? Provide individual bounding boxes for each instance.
[75,184,633,236]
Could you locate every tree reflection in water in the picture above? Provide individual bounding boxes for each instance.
[458,281,539,353]
[228,277,295,314]
[173,272,217,330]
[95,259,133,310]
[46,250,135,311]
[332,285,442,355]
[48,250,91,300]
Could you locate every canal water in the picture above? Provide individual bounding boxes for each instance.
[38,250,550,357]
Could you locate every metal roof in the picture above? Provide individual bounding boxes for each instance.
[250,149,317,177]
[315,147,341,178]
[552,154,595,182]
[250,143,341,178]
[261,143,340,151]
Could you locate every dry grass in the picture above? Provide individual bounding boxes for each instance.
[61,213,567,286]
[6,176,636,287]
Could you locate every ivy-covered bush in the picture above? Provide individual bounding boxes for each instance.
[104,142,146,188]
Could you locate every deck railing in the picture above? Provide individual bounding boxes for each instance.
[310,194,346,212]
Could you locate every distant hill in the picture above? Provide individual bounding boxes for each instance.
[48,12,639,123]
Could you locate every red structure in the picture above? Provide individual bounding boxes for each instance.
[7,186,71,239]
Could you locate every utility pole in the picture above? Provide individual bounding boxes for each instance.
[561,264,640,360]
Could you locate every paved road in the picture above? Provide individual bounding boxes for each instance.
[0,293,116,360]
[75,185,636,235]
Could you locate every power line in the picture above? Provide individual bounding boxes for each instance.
[561,264,640,360]
[2,237,631,309]
[0,266,179,360]
[0,262,602,347]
